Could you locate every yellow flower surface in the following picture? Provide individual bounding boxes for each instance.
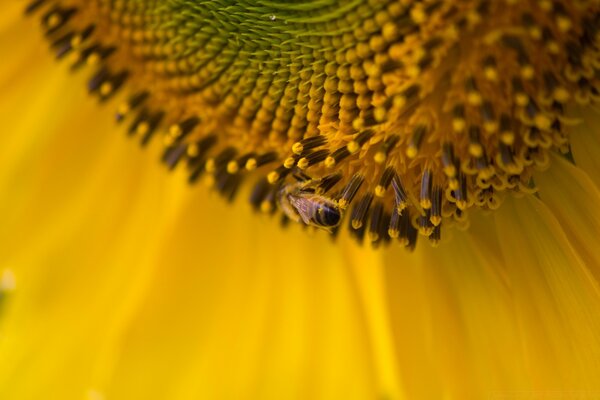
[1,1,600,399]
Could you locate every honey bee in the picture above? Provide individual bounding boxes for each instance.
[277,179,342,231]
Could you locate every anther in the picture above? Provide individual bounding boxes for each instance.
[227,153,255,174]
[398,209,417,249]
[291,135,327,155]
[420,168,433,209]
[480,101,497,133]
[391,173,409,211]
[245,152,278,171]
[116,91,148,122]
[430,186,442,226]
[338,174,364,209]
[325,146,351,168]
[406,124,426,158]
[375,166,395,197]
[350,193,374,230]
[455,173,468,210]
[499,114,515,145]
[316,173,343,194]
[468,126,484,158]
[267,165,292,184]
[169,117,200,141]
[429,225,441,247]
[512,77,529,106]
[139,111,165,146]
[186,135,217,167]
[441,143,457,178]
[452,104,466,132]
[283,156,299,169]
[42,7,76,35]
[367,201,384,243]
[418,212,434,236]
[374,135,399,164]
[205,147,237,174]
[388,205,401,238]
[465,77,482,106]
[347,130,374,154]
[297,149,329,170]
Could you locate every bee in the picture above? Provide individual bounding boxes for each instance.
[277,178,342,231]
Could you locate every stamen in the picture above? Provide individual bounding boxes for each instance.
[338,174,364,209]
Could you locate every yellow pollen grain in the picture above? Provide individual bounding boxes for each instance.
[405,147,418,159]
[86,53,100,66]
[47,13,61,29]
[186,144,199,158]
[324,156,336,168]
[410,7,426,24]
[452,118,466,132]
[351,219,363,230]
[448,179,459,191]
[520,65,535,80]
[534,114,552,130]
[374,151,386,164]
[553,87,570,102]
[169,125,182,138]
[267,171,280,184]
[347,141,360,154]
[430,215,442,227]
[136,122,149,136]
[283,157,296,169]
[71,35,83,48]
[484,121,498,134]
[205,158,216,173]
[375,185,386,197]
[528,26,542,39]
[245,158,257,171]
[291,142,304,154]
[467,92,482,106]
[515,93,529,107]
[484,67,498,81]
[406,65,421,78]
[374,107,387,122]
[556,16,572,32]
[443,165,457,178]
[297,158,309,169]
[469,143,484,158]
[68,51,81,64]
[163,135,174,146]
[500,131,515,145]
[99,82,113,96]
[260,200,273,213]
[226,161,239,174]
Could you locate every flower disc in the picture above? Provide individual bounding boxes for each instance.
[29,0,600,248]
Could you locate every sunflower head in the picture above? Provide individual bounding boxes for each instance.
[28,0,600,248]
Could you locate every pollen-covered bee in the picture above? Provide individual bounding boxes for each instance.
[277,178,342,231]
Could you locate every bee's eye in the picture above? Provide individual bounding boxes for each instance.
[315,204,341,228]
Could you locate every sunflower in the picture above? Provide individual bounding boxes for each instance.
[1,0,600,399]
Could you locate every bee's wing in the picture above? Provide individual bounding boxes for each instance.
[287,194,317,226]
